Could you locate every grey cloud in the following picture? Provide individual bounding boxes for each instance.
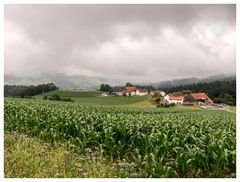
[4,4,236,83]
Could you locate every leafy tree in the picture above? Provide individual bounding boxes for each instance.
[99,84,113,93]
[49,94,61,101]
[100,84,105,91]
[126,82,133,86]
[182,90,192,94]
[155,97,161,103]
[43,94,73,102]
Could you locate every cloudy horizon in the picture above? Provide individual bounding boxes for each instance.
[4,4,236,83]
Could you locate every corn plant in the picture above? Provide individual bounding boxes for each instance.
[4,98,236,177]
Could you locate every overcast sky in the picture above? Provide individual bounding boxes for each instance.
[4,4,236,82]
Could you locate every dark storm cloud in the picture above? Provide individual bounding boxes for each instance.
[4,4,236,82]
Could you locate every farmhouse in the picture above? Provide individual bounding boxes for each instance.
[164,92,213,105]
[171,92,185,97]
[102,93,109,97]
[155,89,166,96]
[116,91,123,96]
[122,86,149,96]
[122,86,138,96]
[164,94,184,105]
[184,93,213,105]
[138,89,148,96]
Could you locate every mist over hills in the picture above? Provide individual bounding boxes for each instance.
[4,73,125,89]
[4,73,235,90]
[153,74,236,88]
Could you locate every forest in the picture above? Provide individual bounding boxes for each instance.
[4,83,58,98]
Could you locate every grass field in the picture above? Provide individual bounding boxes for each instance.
[37,89,102,98]
[4,98,236,178]
[129,97,155,107]
[177,105,202,110]
[35,89,151,106]
[72,96,150,106]
[230,106,236,113]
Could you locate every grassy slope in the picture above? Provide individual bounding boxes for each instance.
[35,89,151,106]
[72,96,150,106]
[37,89,102,97]
[129,97,155,107]
[230,106,236,113]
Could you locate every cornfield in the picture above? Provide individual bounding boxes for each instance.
[4,98,236,177]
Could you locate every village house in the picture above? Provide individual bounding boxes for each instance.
[116,91,123,96]
[102,92,109,97]
[164,92,213,105]
[164,94,184,105]
[184,93,213,105]
[155,89,166,97]
[122,86,138,96]
[171,92,185,97]
[122,86,149,96]
[138,89,148,96]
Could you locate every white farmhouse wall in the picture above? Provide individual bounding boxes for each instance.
[135,90,140,96]
[171,99,183,104]
[150,91,155,95]
[117,92,123,96]
[102,93,108,97]
[140,92,148,96]
[164,95,183,104]
[130,91,136,96]
[164,95,170,103]
[160,91,166,96]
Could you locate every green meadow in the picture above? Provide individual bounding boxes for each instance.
[35,89,150,106]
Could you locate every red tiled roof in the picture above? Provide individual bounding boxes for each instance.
[190,93,213,103]
[169,94,184,101]
[155,90,164,93]
[139,89,148,93]
[122,86,137,93]
[172,92,184,97]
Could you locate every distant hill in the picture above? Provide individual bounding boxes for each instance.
[111,74,236,91]
[152,74,235,88]
[5,73,235,90]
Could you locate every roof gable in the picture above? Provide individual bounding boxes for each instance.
[172,92,184,97]
[169,94,184,101]
[122,86,137,93]
[190,93,213,103]
[139,89,148,93]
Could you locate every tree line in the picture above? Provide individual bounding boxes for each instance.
[4,83,58,98]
